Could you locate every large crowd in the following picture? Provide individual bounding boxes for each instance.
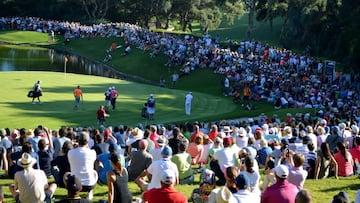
[1,16,360,203]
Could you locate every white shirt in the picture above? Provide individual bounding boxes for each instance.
[233,189,260,203]
[185,93,193,104]
[147,157,178,190]
[68,146,97,186]
[213,147,237,169]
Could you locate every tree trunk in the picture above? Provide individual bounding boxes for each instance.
[248,7,255,29]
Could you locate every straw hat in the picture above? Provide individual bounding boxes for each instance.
[17,153,36,169]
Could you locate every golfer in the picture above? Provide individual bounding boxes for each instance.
[73,85,83,110]
[185,92,193,115]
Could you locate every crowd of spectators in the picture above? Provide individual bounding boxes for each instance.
[0,112,360,202]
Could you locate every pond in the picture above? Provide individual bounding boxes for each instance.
[0,44,145,82]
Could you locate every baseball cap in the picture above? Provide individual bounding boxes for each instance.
[161,145,172,157]
[64,174,82,192]
[235,174,250,189]
[214,137,222,143]
[161,169,175,185]
[223,137,232,147]
[109,153,121,163]
[274,164,289,179]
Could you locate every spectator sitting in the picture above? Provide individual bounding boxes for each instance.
[171,141,194,185]
[232,173,260,202]
[295,189,312,203]
[9,153,57,203]
[51,140,73,188]
[288,153,308,189]
[37,137,54,178]
[57,173,91,203]
[334,142,353,177]
[314,143,338,180]
[142,169,187,203]
[127,139,153,181]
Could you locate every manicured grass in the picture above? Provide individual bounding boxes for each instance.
[0,72,238,129]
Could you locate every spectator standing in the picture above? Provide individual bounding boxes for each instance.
[9,153,57,203]
[172,72,179,88]
[147,94,156,120]
[68,132,97,200]
[261,164,299,203]
[142,169,188,203]
[73,85,83,110]
[185,92,193,116]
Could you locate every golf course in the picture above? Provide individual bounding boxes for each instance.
[0,18,357,203]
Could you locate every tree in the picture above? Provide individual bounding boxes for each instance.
[80,0,110,22]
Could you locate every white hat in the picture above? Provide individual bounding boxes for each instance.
[17,153,36,169]
[215,187,236,203]
[150,94,154,97]
[275,164,289,179]
[237,127,246,137]
[223,126,231,133]
[161,169,175,185]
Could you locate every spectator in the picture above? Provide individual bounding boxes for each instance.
[142,169,188,203]
[187,135,204,165]
[232,173,260,202]
[288,153,308,189]
[51,140,73,188]
[52,127,71,158]
[135,145,178,191]
[68,131,97,200]
[57,174,91,203]
[334,142,353,177]
[208,167,239,203]
[295,189,312,203]
[92,133,110,155]
[149,135,168,161]
[127,139,153,181]
[256,139,272,167]
[314,143,338,180]
[168,127,185,155]
[326,126,343,153]
[171,142,194,185]
[96,143,125,185]
[107,153,132,203]
[261,164,299,203]
[37,137,54,178]
[211,137,237,186]
[240,157,261,196]
[9,153,57,203]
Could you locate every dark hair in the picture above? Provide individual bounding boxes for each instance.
[245,157,255,173]
[38,139,46,151]
[320,143,332,160]
[22,141,33,153]
[62,141,73,154]
[336,142,349,162]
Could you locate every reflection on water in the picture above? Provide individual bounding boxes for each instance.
[0,45,126,80]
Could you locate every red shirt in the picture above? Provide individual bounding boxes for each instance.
[150,132,160,148]
[143,185,188,203]
[334,151,353,177]
[97,109,106,119]
[190,132,203,143]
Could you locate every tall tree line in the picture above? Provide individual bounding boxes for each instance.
[0,0,358,71]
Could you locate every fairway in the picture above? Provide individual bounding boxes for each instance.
[0,71,237,129]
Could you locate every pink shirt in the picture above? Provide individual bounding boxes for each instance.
[334,151,353,177]
[186,143,203,165]
[349,146,360,162]
[287,167,308,189]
